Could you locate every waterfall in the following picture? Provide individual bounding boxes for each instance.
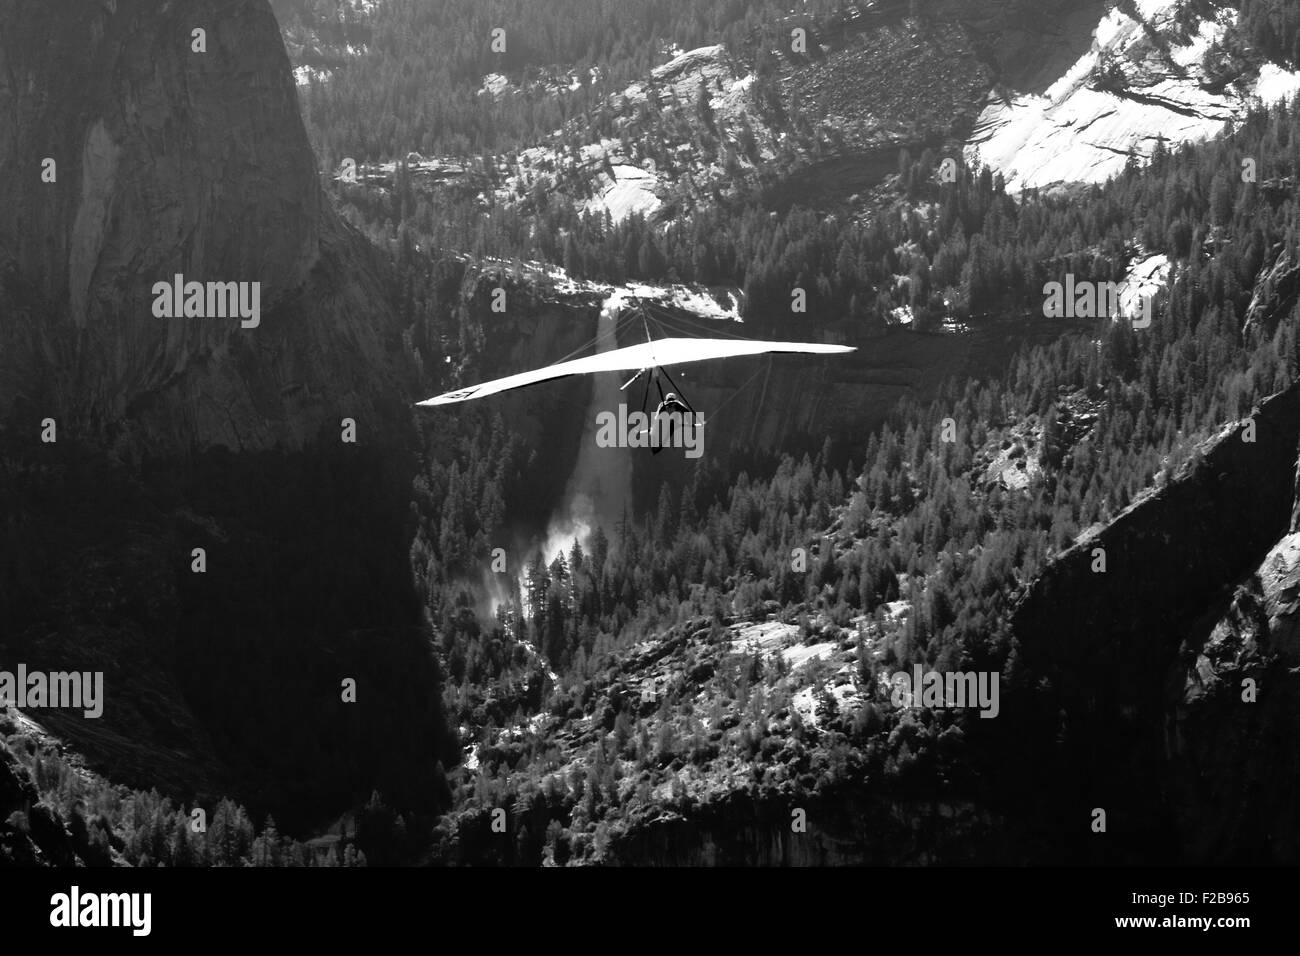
[542,291,633,560]
[506,289,636,617]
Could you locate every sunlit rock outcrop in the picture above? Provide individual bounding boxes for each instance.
[966,0,1300,191]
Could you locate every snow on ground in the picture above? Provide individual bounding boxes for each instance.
[710,71,758,120]
[663,286,743,322]
[729,620,798,656]
[882,599,909,625]
[580,46,759,223]
[984,437,1044,492]
[517,637,560,686]
[558,45,763,220]
[889,305,914,327]
[611,45,736,112]
[293,65,331,85]
[1117,253,1170,320]
[1256,62,1300,103]
[590,278,743,322]
[479,72,511,98]
[790,678,860,727]
[967,0,1300,191]
[791,685,819,724]
[340,156,468,185]
[367,44,765,227]
[471,256,744,324]
[479,69,588,100]
[782,641,837,670]
[585,163,662,222]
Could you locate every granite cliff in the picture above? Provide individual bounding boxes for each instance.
[0,0,454,831]
[0,0,413,453]
[1009,380,1300,861]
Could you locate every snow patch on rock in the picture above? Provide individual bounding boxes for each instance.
[729,621,799,656]
[479,72,511,98]
[1117,253,1170,319]
[782,641,837,671]
[585,163,662,223]
[294,64,331,85]
[967,0,1300,192]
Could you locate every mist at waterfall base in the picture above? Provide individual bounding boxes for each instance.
[496,293,633,621]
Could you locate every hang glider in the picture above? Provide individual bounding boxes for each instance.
[416,337,856,407]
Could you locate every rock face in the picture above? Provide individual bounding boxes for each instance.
[965,0,1300,192]
[1246,533,1300,663]
[604,792,1012,867]
[0,0,412,453]
[1014,384,1300,699]
[1244,247,1300,339]
[0,729,81,866]
[0,0,454,829]
[1010,380,1300,861]
[1166,462,1300,861]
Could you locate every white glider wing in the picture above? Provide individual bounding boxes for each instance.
[416,337,856,407]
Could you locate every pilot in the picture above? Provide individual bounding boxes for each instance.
[655,392,690,418]
[652,392,691,455]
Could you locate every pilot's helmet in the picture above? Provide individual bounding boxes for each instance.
[664,393,677,402]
